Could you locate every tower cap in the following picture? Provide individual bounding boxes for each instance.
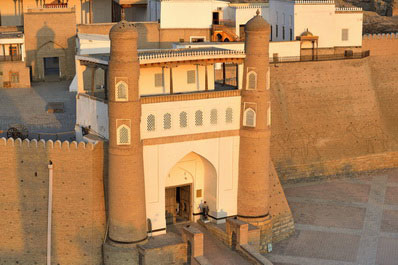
[245,10,270,32]
[110,20,138,38]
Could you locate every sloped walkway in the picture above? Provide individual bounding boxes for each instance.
[264,168,398,265]
[168,222,251,265]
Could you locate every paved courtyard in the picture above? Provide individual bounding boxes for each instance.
[0,81,76,141]
[264,169,398,265]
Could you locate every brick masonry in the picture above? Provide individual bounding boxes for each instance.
[0,138,106,265]
[0,61,31,88]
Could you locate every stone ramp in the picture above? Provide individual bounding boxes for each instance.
[169,223,252,265]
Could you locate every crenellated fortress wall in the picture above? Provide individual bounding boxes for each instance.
[270,33,398,182]
[0,138,106,265]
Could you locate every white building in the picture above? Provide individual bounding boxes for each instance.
[268,0,363,48]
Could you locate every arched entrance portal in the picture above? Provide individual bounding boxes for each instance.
[165,152,217,225]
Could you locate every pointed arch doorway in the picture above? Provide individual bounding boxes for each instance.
[165,152,217,225]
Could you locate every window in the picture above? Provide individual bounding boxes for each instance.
[117,125,130,145]
[342,29,349,41]
[180,112,188,128]
[9,45,17,56]
[276,25,279,38]
[243,108,256,127]
[247,71,257,90]
[225,108,233,123]
[190,37,205,43]
[147,114,156,131]
[163,113,171,130]
[210,109,218,125]
[267,105,271,127]
[187,70,196,84]
[115,81,128,101]
[283,26,285,40]
[290,28,293,41]
[155,73,163,87]
[195,110,203,126]
[10,72,19,83]
[270,26,273,41]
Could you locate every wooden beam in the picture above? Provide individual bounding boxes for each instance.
[169,67,173,94]
[205,64,208,91]
[222,63,226,86]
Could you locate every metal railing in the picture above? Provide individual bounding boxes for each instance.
[270,50,370,63]
[0,55,22,62]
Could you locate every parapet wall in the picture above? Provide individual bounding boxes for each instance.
[362,33,398,56]
[0,138,106,265]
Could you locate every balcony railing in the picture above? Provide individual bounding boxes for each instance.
[0,55,22,62]
[43,3,68,8]
[270,50,370,63]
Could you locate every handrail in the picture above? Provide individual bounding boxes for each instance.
[0,55,22,62]
[43,3,68,8]
[139,49,245,61]
[270,50,370,63]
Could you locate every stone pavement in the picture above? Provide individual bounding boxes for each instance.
[0,81,76,141]
[264,169,398,265]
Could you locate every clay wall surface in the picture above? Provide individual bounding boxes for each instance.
[271,35,398,181]
[77,22,210,49]
[0,138,106,265]
[24,9,76,81]
[0,61,31,88]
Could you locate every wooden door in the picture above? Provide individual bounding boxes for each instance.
[179,185,191,220]
[165,188,176,225]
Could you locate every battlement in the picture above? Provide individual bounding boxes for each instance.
[362,33,398,39]
[0,137,98,150]
[335,7,362,12]
[294,0,335,5]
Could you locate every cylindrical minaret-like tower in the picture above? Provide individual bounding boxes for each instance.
[107,20,147,244]
[238,11,272,249]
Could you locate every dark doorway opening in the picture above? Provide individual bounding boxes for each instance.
[44,57,60,80]
[165,185,191,225]
[212,12,219,25]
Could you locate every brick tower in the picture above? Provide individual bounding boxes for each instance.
[237,11,272,252]
[103,20,147,264]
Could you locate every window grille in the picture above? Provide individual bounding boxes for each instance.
[342,29,349,41]
[117,125,130,145]
[163,113,171,130]
[244,108,256,127]
[155,73,163,87]
[187,70,196,84]
[195,110,203,126]
[210,109,218,125]
[180,112,188,128]
[116,81,128,100]
[147,114,156,131]
[248,72,256,90]
[226,108,233,123]
[119,127,129,144]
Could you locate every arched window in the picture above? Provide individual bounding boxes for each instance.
[243,108,256,127]
[225,107,233,123]
[180,112,188,128]
[247,71,257,90]
[267,105,271,127]
[210,109,217,125]
[115,81,128,101]
[195,110,203,126]
[163,113,171,130]
[147,114,155,131]
[117,125,130,145]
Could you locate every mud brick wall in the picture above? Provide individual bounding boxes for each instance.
[270,34,398,181]
[0,138,106,265]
